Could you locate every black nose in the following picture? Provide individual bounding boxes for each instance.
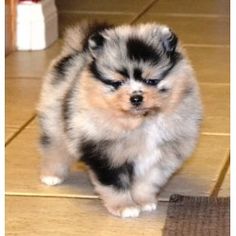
[130,94,143,106]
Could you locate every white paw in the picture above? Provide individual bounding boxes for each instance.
[121,207,141,218]
[141,203,157,212]
[40,176,63,186]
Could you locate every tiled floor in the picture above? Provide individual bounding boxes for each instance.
[6,0,230,235]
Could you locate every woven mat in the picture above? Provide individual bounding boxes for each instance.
[163,194,230,236]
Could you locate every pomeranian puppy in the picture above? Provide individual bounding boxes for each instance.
[37,22,202,218]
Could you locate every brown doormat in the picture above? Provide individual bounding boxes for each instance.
[163,194,230,236]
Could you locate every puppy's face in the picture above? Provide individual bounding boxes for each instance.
[79,24,190,120]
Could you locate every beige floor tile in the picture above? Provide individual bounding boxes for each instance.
[136,15,229,45]
[159,135,229,200]
[6,41,62,78]
[148,0,229,16]
[218,168,230,197]
[56,0,153,13]
[58,13,135,36]
[6,122,95,198]
[6,196,167,236]
[6,78,42,128]
[6,119,229,200]
[200,83,229,134]
[187,46,229,84]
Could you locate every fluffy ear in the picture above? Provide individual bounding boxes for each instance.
[88,32,105,57]
[161,27,178,55]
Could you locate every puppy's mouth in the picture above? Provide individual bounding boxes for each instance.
[127,107,160,116]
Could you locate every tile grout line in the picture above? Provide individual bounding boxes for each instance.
[183,43,230,48]
[59,10,136,16]
[140,13,229,18]
[130,0,158,24]
[5,192,170,203]
[201,132,230,136]
[198,82,229,86]
[5,192,100,200]
[6,76,43,80]
[5,114,37,147]
[58,11,229,19]
[210,151,230,197]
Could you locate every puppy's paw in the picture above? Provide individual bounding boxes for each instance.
[141,203,157,212]
[121,207,141,218]
[40,176,64,186]
[106,205,141,218]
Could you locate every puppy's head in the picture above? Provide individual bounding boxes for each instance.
[79,23,194,124]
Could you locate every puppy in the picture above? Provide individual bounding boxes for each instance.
[37,22,202,218]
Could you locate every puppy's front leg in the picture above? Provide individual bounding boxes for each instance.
[89,170,141,218]
[80,139,140,217]
[38,112,75,186]
[131,167,160,212]
[131,155,183,212]
[39,135,74,186]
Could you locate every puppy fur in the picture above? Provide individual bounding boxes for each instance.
[37,22,202,218]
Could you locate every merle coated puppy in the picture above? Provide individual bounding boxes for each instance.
[37,22,202,218]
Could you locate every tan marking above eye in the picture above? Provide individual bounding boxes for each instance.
[111,72,127,82]
[142,67,156,79]
[116,68,129,78]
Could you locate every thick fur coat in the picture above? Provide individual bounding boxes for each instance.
[37,22,202,218]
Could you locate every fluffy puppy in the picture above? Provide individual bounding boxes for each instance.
[37,22,202,218]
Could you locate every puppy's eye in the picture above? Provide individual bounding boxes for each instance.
[98,77,124,90]
[112,81,123,89]
[159,87,169,93]
[143,79,160,86]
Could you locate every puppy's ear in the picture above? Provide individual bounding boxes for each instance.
[88,32,105,57]
[161,27,178,55]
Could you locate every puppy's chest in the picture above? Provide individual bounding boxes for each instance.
[106,127,160,165]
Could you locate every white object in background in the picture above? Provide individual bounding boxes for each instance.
[16,0,58,50]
